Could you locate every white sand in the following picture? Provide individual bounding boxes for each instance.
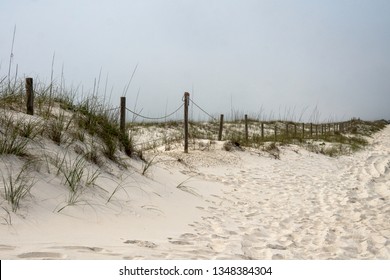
[0,124,389,260]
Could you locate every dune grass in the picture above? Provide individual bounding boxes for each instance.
[53,154,100,210]
[1,76,134,159]
[0,113,42,156]
[0,77,135,213]
[0,118,29,156]
[0,161,36,212]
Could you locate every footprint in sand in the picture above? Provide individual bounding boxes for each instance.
[266,244,287,250]
[169,240,193,245]
[124,240,158,248]
[180,233,198,238]
[245,211,259,218]
[211,234,229,240]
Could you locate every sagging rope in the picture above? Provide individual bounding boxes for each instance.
[125,103,184,121]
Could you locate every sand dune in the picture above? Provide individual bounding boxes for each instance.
[0,125,389,259]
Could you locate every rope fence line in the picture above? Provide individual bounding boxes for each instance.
[84,95,215,124]
[121,93,358,152]
[125,103,184,121]
[16,78,361,153]
[121,94,360,154]
[101,106,120,113]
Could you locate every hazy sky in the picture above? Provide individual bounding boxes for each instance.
[1,0,389,121]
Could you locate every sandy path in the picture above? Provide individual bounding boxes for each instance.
[1,126,389,259]
[143,126,390,259]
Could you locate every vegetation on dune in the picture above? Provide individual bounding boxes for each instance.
[0,76,388,215]
[212,118,387,157]
[0,78,135,213]
[0,160,37,212]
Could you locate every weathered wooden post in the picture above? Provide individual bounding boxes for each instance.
[218,114,224,141]
[261,122,264,139]
[26,77,34,115]
[302,123,305,139]
[184,92,190,153]
[245,114,249,143]
[120,96,126,134]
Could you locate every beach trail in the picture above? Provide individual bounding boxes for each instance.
[1,126,389,259]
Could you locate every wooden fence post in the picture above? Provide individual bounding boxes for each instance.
[245,114,249,142]
[120,97,126,134]
[26,78,34,115]
[184,92,190,153]
[261,122,264,139]
[302,123,305,139]
[218,114,224,141]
